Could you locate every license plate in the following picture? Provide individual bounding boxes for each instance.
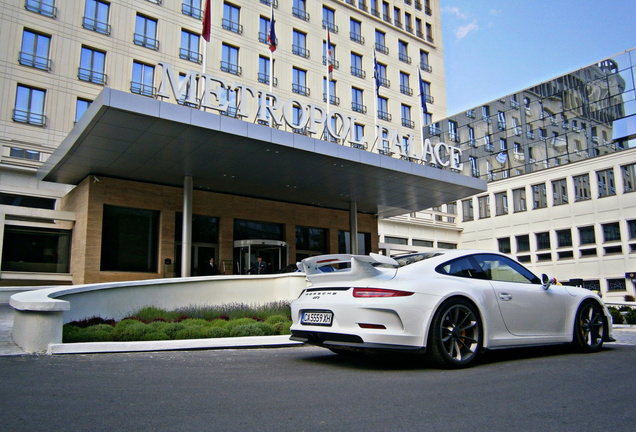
[301,311,333,326]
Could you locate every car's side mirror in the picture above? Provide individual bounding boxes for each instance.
[541,274,556,290]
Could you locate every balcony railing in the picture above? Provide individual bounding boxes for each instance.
[182,3,202,19]
[399,53,411,64]
[350,32,365,44]
[292,8,309,21]
[78,67,107,85]
[378,110,392,121]
[323,94,340,106]
[292,83,309,96]
[352,102,367,114]
[292,45,310,58]
[222,19,243,34]
[350,67,365,78]
[375,43,389,55]
[82,16,111,35]
[130,81,156,98]
[402,119,415,128]
[257,73,278,87]
[134,33,159,50]
[400,85,413,96]
[322,21,338,33]
[13,109,46,126]
[25,0,57,18]
[220,61,241,76]
[19,52,51,71]
[180,48,202,64]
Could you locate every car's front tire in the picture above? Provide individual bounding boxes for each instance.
[427,298,483,368]
[572,300,606,353]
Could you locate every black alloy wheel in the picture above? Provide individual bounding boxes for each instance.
[428,298,483,368]
[573,300,606,353]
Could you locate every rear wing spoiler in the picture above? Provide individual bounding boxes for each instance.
[297,253,399,282]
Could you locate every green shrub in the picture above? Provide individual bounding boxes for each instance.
[272,320,292,335]
[224,317,258,332]
[625,309,636,325]
[229,323,266,337]
[112,320,149,341]
[608,307,623,324]
[163,323,186,339]
[63,324,114,343]
[180,318,212,327]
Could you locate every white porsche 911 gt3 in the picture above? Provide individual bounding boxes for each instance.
[290,250,614,368]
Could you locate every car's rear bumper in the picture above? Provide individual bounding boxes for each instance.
[290,330,427,353]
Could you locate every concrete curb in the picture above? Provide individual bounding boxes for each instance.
[47,335,303,355]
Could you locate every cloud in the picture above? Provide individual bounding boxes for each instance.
[443,7,469,20]
[456,21,479,40]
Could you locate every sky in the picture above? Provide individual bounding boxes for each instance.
[441,0,636,115]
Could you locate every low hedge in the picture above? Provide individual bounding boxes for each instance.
[63,302,292,343]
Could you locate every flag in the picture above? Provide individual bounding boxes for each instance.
[202,0,211,42]
[373,49,380,94]
[418,68,428,114]
[268,5,277,52]
[326,29,333,80]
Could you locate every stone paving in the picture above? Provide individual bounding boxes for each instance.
[1,303,635,356]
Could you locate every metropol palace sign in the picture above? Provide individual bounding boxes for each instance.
[157,62,463,171]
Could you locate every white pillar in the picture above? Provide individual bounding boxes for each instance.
[349,201,358,254]
[181,176,193,277]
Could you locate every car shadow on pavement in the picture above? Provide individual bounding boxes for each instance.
[296,343,616,371]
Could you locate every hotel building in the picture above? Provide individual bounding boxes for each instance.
[2,0,487,286]
[380,48,636,301]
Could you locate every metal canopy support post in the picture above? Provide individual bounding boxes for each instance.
[349,200,358,254]
[181,176,193,277]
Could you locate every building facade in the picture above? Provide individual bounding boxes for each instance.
[1,0,468,286]
[380,48,636,301]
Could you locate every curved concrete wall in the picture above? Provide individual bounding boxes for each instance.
[10,274,308,353]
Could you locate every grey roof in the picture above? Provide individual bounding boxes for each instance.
[39,89,485,218]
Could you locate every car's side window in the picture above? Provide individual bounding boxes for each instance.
[473,254,540,284]
[436,257,486,279]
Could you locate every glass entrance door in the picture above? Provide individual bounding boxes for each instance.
[233,240,288,274]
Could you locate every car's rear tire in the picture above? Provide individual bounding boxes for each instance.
[572,300,606,353]
[427,298,483,368]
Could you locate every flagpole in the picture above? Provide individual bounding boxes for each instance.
[268,3,275,93]
[200,0,211,110]
[325,27,330,119]
[372,49,379,152]
[418,68,428,159]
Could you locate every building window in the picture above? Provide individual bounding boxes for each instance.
[19,29,51,71]
[438,242,457,250]
[377,96,390,121]
[552,178,568,206]
[75,98,92,123]
[351,87,365,113]
[622,163,636,193]
[469,156,479,177]
[350,18,363,44]
[532,183,547,209]
[557,229,572,248]
[516,235,530,252]
[180,30,201,63]
[498,237,511,254]
[512,187,526,212]
[222,2,242,34]
[579,226,596,245]
[258,56,274,86]
[1,226,71,273]
[352,123,364,146]
[292,30,309,58]
[398,40,410,63]
[258,16,271,44]
[25,0,57,18]
[295,226,328,261]
[494,192,508,216]
[322,6,337,33]
[536,232,551,250]
[182,0,203,19]
[131,61,155,97]
[607,279,626,292]
[350,53,364,78]
[13,84,46,126]
[78,46,106,84]
[292,67,308,96]
[221,44,240,75]
[9,148,40,161]
[375,30,388,54]
[323,79,337,105]
[292,0,309,21]
[478,195,490,219]
[597,168,616,197]
[384,236,408,245]
[462,198,473,221]
[574,174,591,201]
[628,219,636,240]
[134,14,158,50]
[376,62,389,88]
[602,222,621,242]
[83,0,111,35]
[399,72,412,96]
[400,104,413,128]
[101,205,160,273]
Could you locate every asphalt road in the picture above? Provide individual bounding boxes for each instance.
[1,344,634,432]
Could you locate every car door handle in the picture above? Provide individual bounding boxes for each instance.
[499,292,513,301]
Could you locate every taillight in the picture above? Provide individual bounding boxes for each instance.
[352,288,414,298]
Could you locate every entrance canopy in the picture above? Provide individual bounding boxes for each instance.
[39,89,485,218]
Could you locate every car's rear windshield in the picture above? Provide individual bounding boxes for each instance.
[392,253,442,268]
